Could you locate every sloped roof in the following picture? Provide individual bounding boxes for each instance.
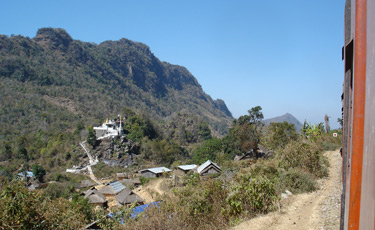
[140,167,171,174]
[80,180,95,188]
[86,190,106,204]
[116,188,143,205]
[122,178,141,186]
[84,188,97,198]
[110,181,126,194]
[123,194,144,204]
[177,164,197,171]
[99,181,126,195]
[17,171,34,178]
[196,160,221,174]
[117,173,128,178]
[115,187,132,202]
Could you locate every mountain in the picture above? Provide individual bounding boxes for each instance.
[263,113,303,131]
[0,28,232,141]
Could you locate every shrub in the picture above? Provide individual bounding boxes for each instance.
[0,180,89,229]
[139,177,150,185]
[277,168,317,194]
[44,182,71,199]
[229,174,278,216]
[262,122,299,150]
[277,141,328,178]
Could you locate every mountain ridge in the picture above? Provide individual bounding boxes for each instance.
[0,28,232,138]
[264,113,303,131]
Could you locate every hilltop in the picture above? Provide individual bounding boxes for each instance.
[264,113,303,131]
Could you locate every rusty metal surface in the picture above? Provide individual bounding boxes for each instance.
[342,2,355,229]
[359,0,375,228]
[348,0,367,229]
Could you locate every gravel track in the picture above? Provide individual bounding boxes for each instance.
[233,150,341,230]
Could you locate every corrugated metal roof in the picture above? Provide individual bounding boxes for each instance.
[141,167,171,174]
[17,171,34,178]
[196,160,221,174]
[177,164,197,171]
[110,181,126,194]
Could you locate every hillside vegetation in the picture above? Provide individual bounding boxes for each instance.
[0,27,342,230]
[0,27,232,174]
[0,104,342,229]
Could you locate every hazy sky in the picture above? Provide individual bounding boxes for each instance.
[0,0,344,129]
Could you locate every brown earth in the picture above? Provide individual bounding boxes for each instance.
[135,178,169,203]
[233,149,342,230]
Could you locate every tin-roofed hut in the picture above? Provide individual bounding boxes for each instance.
[140,167,171,178]
[98,181,126,196]
[175,164,197,176]
[196,160,221,176]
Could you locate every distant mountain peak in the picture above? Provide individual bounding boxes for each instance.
[34,27,73,50]
[264,113,303,131]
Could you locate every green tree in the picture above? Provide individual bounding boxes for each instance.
[263,122,299,150]
[192,138,222,164]
[0,141,12,161]
[301,121,324,142]
[141,139,187,166]
[198,121,212,141]
[87,126,96,147]
[32,163,46,182]
[231,106,264,156]
[337,118,343,129]
[125,114,157,142]
[17,146,28,161]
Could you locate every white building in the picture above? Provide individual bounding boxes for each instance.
[94,115,125,140]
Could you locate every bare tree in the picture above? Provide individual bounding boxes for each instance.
[324,114,330,133]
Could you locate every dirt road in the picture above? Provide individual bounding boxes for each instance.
[233,150,342,230]
[135,178,166,203]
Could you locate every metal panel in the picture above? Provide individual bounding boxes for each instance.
[341,2,355,229]
[348,0,367,228]
[141,171,156,178]
[359,1,375,228]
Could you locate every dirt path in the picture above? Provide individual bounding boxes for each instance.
[233,150,342,230]
[135,178,166,203]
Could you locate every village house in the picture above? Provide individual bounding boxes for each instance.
[175,164,197,176]
[140,167,171,178]
[27,180,41,191]
[122,178,142,187]
[17,171,34,181]
[78,179,95,188]
[98,181,126,196]
[83,188,108,207]
[115,187,144,207]
[196,160,221,176]
[116,172,128,181]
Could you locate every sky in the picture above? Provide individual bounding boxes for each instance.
[0,0,345,129]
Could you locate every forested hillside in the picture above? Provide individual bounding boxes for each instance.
[0,28,232,140]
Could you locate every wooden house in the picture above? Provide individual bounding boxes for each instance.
[196,160,221,176]
[115,187,144,207]
[83,188,108,207]
[175,164,197,176]
[122,178,142,187]
[116,173,128,181]
[140,167,171,178]
[98,181,126,196]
